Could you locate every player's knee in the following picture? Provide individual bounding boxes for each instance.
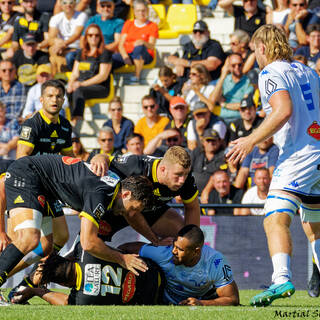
[14,228,41,253]
[264,192,300,221]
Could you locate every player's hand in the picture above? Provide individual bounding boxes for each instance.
[226,136,255,165]
[121,254,148,276]
[90,154,109,176]
[11,286,36,304]
[175,65,185,77]
[179,297,203,306]
[0,231,11,252]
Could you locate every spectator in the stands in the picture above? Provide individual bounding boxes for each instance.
[22,64,68,119]
[67,24,112,127]
[315,57,320,76]
[234,136,279,190]
[227,29,255,74]
[112,0,158,84]
[228,93,263,143]
[203,170,244,216]
[149,66,183,117]
[166,20,226,83]
[164,96,191,148]
[134,94,169,147]
[72,132,89,161]
[0,101,20,159]
[83,0,124,53]
[0,0,21,59]
[87,126,122,161]
[12,33,50,91]
[283,0,320,50]
[191,128,226,193]
[48,0,88,75]
[218,0,266,37]
[295,24,320,69]
[266,0,290,25]
[237,167,271,216]
[103,96,134,153]
[125,132,144,155]
[206,53,253,124]
[187,101,227,150]
[144,128,183,157]
[8,0,50,57]
[181,63,215,112]
[0,59,26,121]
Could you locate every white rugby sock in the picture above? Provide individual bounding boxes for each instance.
[271,253,292,284]
[311,239,320,272]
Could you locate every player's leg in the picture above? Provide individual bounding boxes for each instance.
[300,202,320,297]
[0,208,43,287]
[250,190,299,307]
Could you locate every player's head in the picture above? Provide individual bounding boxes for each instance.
[39,253,76,288]
[159,146,191,191]
[40,80,65,116]
[172,224,204,266]
[252,24,292,68]
[117,175,155,217]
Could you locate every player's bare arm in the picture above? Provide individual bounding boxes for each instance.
[227,90,292,164]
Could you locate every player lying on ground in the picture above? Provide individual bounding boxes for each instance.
[12,242,165,305]
[120,225,240,306]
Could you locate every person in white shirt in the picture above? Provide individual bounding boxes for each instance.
[48,0,88,74]
[239,167,271,215]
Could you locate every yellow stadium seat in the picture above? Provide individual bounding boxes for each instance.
[159,4,197,39]
[127,5,134,20]
[194,0,211,5]
[150,4,166,30]
[114,51,157,73]
[85,74,115,107]
[161,0,172,5]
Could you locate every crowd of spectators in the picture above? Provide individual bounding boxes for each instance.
[0,0,319,215]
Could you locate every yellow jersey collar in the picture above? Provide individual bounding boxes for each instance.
[39,109,60,125]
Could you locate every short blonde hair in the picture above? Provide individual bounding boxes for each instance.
[162,146,191,169]
[252,24,292,63]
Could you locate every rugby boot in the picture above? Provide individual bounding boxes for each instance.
[0,290,10,306]
[308,263,320,298]
[250,281,295,307]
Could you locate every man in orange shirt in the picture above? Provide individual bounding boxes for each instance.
[111,0,158,84]
[134,95,169,149]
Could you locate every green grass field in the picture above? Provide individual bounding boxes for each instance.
[1,289,320,320]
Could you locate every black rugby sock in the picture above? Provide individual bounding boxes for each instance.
[0,244,24,286]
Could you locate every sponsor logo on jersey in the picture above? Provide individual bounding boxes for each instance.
[14,195,24,204]
[62,156,81,165]
[289,180,299,188]
[93,203,105,220]
[84,264,101,296]
[100,170,120,187]
[61,126,69,132]
[50,130,58,138]
[38,195,46,208]
[307,121,320,140]
[265,79,277,95]
[98,220,112,236]
[56,139,66,144]
[20,126,32,140]
[122,271,136,303]
[214,258,222,268]
[39,138,51,142]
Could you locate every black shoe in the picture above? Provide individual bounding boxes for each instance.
[308,264,320,298]
[8,277,32,304]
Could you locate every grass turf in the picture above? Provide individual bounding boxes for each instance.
[1,289,320,320]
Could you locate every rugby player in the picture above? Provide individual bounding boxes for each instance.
[122,225,239,306]
[227,24,320,306]
[0,154,157,298]
[108,146,200,239]
[11,243,164,305]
